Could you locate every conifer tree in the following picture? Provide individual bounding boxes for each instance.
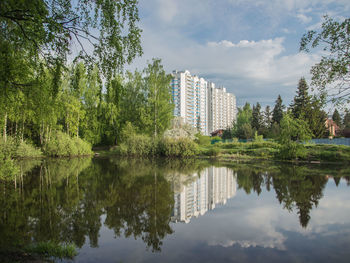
[264,105,272,129]
[332,109,341,127]
[251,102,263,133]
[291,77,311,119]
[272,95,285,125]
[344,110,350,129]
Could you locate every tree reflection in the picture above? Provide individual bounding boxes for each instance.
[0,157,348,254]
[234,163,329,228]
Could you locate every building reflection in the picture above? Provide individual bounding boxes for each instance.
[172,167,237,223]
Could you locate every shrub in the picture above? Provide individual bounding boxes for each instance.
[206,146,221,157]
[15,141,42,158]
[158,137,198,157]
[195,133,211,146]
[44,131,92,157]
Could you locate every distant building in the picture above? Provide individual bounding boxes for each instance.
[325,119,340,137]
[210,129,224,137]
[171,70,236,135]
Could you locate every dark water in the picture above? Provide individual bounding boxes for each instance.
[1,157,350,262]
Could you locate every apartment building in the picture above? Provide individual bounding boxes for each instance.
[171,70,236,135]
[171,167,237,223]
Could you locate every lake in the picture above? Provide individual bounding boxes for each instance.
[1,157,350,262]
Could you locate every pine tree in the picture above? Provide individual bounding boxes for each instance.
[344,110,350,128]
[332,109,341,127]
[264,105,272,129]
[291,77,311,119]
[272,95,285,125]
[251,102,263,132]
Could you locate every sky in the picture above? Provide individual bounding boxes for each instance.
[127,0,350,110]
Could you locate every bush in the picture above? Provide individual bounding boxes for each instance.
[116,134,153,156]
[0,136,17,159]
[158,137,198,157]
[15,141,42,158]
[0,136,42,159]
[276,142,307,160]
[206,146,221,157]
[195,133,211,146]
[44,131,92,157]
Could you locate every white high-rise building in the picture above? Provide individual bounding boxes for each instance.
[171,167,237,223]
[171,70,208,135]
[208,82,237,134]
[171,70,236,135]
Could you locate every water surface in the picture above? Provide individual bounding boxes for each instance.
[1,157,350,262]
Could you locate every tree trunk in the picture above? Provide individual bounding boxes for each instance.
[3,112,7,142]
[77,113,79,138]
[21,117,25,142]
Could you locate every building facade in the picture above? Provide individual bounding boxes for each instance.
[171,70,236,135]
[171,167,237,223]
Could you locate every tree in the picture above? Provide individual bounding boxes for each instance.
[290,77,312,119]
[264,105,272,129]
[332,109,342,127]
[0,0,142,78]
[278,113,312,160]
[300,16,350,104]
[251,102,263,133]
[233,103,253,139]
[272,95,285,125]
[308,96,327,138]
[290,78,327,138]
[344,110,350,128]
[144,59,173,137]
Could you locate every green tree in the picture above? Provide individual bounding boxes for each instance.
[290,77,311,119]
[300,16,350,104]
[332,109,342,127]
[272,95,285,125]
[344,110,350,128]
[251,102,263,133]
[0,0,142,78]
[144,59,173,137]
[278,113,312,159]
[233,103,253,139]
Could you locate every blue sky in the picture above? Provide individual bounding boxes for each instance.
[128,0,350,110]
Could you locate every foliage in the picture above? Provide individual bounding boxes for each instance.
[163,117,197,140]
[251,102,263,132]
[291,78,311,118]
[290,78,327,138]
[143,58,174,137]
[233,103,254,139]
[195,133,212,146]
[332,109,342,127]
[300,15,350,104]
[272,95,285,125]
[344,110,350,128]
[0,0,142,78]
[158,137,198,157]
[277,113,312,159]
[253,131,264,143]
[43,131,92,157]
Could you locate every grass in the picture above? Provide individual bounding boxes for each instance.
[198,140,350,163]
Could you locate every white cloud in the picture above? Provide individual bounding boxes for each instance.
[297,13,312,23]
[156,0,178,22]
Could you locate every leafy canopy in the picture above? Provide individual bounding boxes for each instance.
[300,15,350,105]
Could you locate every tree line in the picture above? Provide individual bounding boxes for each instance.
[1,58,173,149]
[223,77,350,140]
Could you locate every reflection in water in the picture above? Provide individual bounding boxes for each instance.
[172,167,236,223]
[0,158,349,261]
